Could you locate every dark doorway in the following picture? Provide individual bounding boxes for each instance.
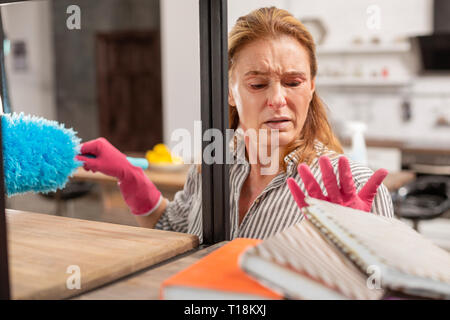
[96,30,162,152]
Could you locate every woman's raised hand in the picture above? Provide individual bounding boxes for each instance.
[287,156,388,213]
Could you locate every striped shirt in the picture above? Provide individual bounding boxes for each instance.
[155,132,394,244]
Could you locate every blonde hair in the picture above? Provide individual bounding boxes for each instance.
[228,7,343,170]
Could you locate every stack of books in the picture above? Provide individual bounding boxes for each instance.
[160,238,283,300]
[161,198,450,300]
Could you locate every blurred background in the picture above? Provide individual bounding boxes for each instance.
[1,0,449,250]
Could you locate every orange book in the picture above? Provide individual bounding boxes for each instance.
[160,238,283,300]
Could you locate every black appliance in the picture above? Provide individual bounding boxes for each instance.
[414,0,450,72]
[393,176,450,231]
[393,148,450,231]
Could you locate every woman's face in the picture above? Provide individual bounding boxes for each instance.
[229,35,315,148]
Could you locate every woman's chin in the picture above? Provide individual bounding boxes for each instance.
[277,133,296,147]
[257,130,297,148]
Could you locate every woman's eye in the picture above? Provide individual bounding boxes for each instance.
[285,81,301,87]
[250,84,267,89]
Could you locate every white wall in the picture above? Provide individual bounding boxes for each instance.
[287,0,433,45]
[160,0,201,150]
[229,0,432,46]
[2,0,56,120]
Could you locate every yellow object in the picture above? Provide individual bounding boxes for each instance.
[152,143,170,155]
[146,144,183,165]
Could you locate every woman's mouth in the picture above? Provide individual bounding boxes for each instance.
[264,117,292,130]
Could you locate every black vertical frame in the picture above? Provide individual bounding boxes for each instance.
[199,0,230,244]
[0,7,10,299]
[0,115,8,300]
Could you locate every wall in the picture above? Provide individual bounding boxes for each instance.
[287,0,432,44]
[2,0,56,120]
[159,0,201,151]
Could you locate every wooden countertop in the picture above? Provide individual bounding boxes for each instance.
[383,171,415,192]
[340,137,405,149]
[73,241,228,300]
[341,137,450,155]
[6,210,199,299]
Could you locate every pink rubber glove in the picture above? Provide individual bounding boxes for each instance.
[75,137,162,216]
[287,155,388,213]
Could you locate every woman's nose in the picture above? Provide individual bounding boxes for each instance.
[267,83,287,109]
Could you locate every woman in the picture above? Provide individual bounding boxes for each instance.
[76,7,393,244]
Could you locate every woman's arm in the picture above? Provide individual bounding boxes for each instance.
[77,138,199,232]
[149,164,201,234]
[135,197,168,228]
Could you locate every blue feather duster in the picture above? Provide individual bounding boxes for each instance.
[2,113,82,196]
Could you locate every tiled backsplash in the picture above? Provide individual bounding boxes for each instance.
[324,78,450,145]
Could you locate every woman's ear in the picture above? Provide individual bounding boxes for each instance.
[228,89,236,107]
[310,77,316,95]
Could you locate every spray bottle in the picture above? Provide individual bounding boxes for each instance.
[346,121,368,166]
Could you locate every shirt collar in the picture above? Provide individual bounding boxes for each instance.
[285,140,329,174]
[229,126,308,175]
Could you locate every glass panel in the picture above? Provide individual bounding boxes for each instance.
[0,0,205,300]
[1,0,201,227]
